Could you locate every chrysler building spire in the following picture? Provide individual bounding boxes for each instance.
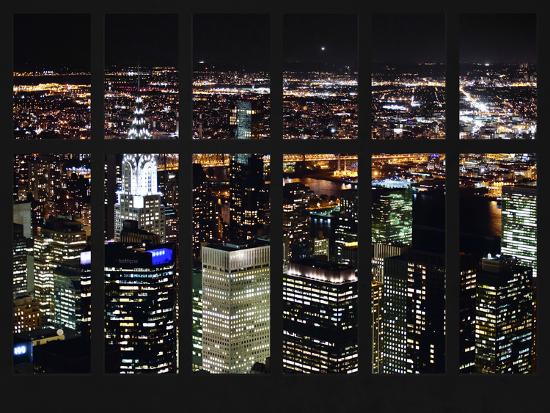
[114,91,165,242]
[127,95,152,140]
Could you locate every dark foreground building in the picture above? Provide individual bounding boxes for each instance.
[105,243,177,374]
[283,258,358,374]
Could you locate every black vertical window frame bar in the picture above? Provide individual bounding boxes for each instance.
[445,10,460,377]
[535,11,545,378]
[0,10,14,378]
[358,11,372,375]
[180,8,193,377]
[270,11,284,376]
[90,11,106,376]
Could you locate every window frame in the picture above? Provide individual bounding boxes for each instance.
[2,1,547,412]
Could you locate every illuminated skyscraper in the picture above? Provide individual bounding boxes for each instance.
[475,255,534,374]
[331,189,358,266]
[371,243,408,373]
[13,156,33,202]
[201,241,270,374]
[192,163,219,261]
[283,259,358,374]
[127,96,152,140]
[312,237,330,259]
[13,223,28,297]
[52,255,91,335]
[380,250,445,374]
[501,185,537,278]
[372,186,413,245]
[114,97,165,242]
[33,217,87,323]
[231,100,254,139]
[192,267,203,371]
[458,255,478,374]
[105,243,177,374]
[371,183,413,373]
[13,201,32,238]
[229,154,266,243]
[283,182,312,267]
[13,294,41,334]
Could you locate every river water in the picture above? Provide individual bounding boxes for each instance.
[288,176,501,257]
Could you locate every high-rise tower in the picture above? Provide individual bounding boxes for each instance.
[283,258,358,374]
[230,100,254,139]
[33,217,87,323]
[501,185,537,278]
[114,97,165,241]
[105,243,177,374]
[371,182,413,373]
[201,241,270,374]
[380,250,445,374]
[475,255,534,374]
[331,188,358,266]
[192,163,220,261]
[229,154,266,243]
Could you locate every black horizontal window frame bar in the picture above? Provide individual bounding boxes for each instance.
[1,1,547,413]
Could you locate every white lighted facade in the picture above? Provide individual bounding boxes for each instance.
[371,243,408,374]
[230,100,254,139]
[33,220,87,323]
[201,242,270,374]
[53,263,90,333]
[501,185,537,278]
[114,97,165,242]
[13,224,28,297]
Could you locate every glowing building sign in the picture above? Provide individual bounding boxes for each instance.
[13,342,32,362]
[14,344,27,356]
[80,250,91,266]
[148,248,173,266]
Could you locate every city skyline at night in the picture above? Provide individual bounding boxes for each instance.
[372,14,445,140]
[283,154,358,373]
[105,14,179,140]
[14,14,91,140]
[104,150,180,374]
[459,154,536,374]
[371,154,446,374]
[103,80,180,373]
[193,14,270,140]
[13,154,92,373]
[192,153,271,374]
[9,12,540,381]
[459,14,536,140]
[283,15,358,139]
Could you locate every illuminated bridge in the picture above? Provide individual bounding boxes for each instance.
[193,153,429,167]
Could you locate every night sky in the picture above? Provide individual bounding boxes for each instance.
[460,14,536,64]
[284,14,357,71]
[193,14,270,71]
[14,14,90,71]
[106,14,177,67]
[372,14,445,64]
